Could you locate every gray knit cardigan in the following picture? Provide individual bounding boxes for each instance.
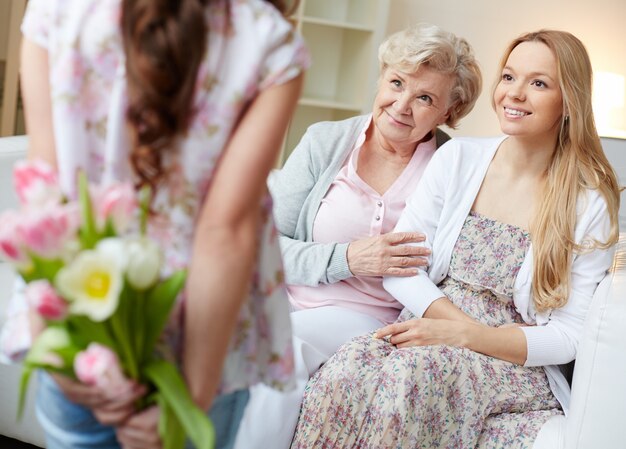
[268,114,450,287]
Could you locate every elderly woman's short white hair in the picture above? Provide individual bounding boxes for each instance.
[378,23,482,129]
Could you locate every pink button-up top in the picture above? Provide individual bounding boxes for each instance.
[288,119,437,324]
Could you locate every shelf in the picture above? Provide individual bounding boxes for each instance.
[0,1,25,136]
[278,0,389,165]
[301,22,373,108]
[303,0,378,29]
[299,97,362,112]
[301,16,374,32]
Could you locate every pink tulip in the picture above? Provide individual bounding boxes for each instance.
[0,210,29,266]
[74,343,133,397]
[17,203,80,259]
[93,183,137,233]
[25,280,68,321]
[13,159,62,207]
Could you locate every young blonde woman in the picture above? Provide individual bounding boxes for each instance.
[291,29,620,449]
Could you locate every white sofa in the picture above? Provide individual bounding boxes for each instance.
[533,235,626,449]
[0,134,625,448]
[0,135,45,447]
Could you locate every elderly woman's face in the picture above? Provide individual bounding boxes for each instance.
[372,66,454,150]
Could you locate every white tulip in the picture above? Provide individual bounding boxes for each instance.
[96,238,128,269]
[125,237,161,290]
[55,248,124,321]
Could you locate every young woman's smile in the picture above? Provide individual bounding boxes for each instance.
[494,41,564,144]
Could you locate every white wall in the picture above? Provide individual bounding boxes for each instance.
[386,0,626,138]
[386,0,626,220]
[602,138,626,225]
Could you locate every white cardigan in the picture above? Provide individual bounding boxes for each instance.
[383,136,615,413]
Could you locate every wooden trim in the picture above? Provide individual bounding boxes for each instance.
[1,0,27,136]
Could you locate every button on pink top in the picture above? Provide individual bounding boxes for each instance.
[288,118,437,324]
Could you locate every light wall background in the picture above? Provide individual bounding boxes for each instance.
[385,0,626,138]
[385,0,626,219]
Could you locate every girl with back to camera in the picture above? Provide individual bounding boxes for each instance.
[16,0,309,448]
[291,29,619,449]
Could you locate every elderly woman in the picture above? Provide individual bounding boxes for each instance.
[233,23,481,449]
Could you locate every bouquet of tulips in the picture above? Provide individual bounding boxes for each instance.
[0,160,214,449]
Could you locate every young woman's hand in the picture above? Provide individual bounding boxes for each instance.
[498,322,530,328]
[347,232,430,277]
[375,318,473,348]
[116,405,161,449]
[376,317,529,365]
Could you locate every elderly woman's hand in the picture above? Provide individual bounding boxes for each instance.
[347,232,430,277]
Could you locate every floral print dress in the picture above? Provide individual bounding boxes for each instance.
[15,0,310,394]
[291,211,563,449]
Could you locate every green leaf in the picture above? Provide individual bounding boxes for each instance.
[21,255,65,283]
[144,360,214,449]
[142,270,186,362]
[118,282,147,369]
[103,218,117,238]
[78,171,99,249]
[66,315,116,350]
[17,361,74,422]
[109,306,138,380]
[157,392,187,449]
[53,346,80,370]
[17,365,33,421]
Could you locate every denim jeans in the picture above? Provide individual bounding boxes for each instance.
[36,371,250,449]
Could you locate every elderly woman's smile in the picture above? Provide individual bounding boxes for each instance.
[372,66,455,153]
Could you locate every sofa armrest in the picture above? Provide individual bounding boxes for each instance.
[0,135,27,211]
[564,234,626,448]
[0,135,45,446]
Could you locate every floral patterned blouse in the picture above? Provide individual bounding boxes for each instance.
[17,0,310,394]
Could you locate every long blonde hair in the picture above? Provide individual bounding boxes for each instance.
[495,30,620,311]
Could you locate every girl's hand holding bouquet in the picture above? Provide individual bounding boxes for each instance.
[0,159,214,449]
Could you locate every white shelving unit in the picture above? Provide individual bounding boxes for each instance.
[0,0,26,137]
[280,0,390,165]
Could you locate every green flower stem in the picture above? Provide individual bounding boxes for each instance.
[78,171,99,249]
[109,313,138,380]
[134,291,146,368]
[138,185,151,236]
[144,360,215,449]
